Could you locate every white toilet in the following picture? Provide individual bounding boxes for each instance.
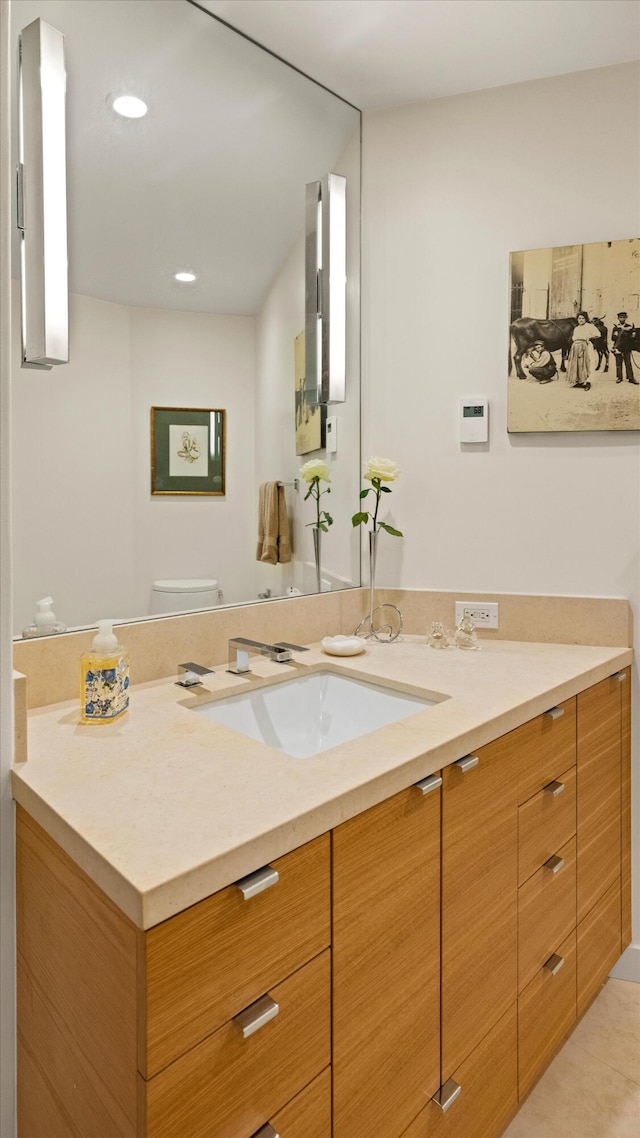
[150,578,220,615]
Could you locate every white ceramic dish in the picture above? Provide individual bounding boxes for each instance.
[321,635,367,657]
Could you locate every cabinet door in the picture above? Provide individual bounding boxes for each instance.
[577,676,622,924]
[400,1005,518,1138]
[577,877,621,1017]
[333,782,441,1138]
[441,742,519,1080]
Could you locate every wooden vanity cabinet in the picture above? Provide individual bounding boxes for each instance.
[16,670,631,1138]
[332,781,441,1138]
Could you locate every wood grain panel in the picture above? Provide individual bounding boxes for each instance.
[576,678,621,923]
[143,833,330,1076]
[518,765,576,885]
[16,807,139,1138]
[270,1067,331,1138]
[401,1004,518,1138]
[577,877,621,1018]
[518,929,577,1100]
[518,836,576,993]
[621,671,632,949]
[442,737,519,1080]
[143,950,330,1138]
[516,698,576,805]
[333,785,441,1138]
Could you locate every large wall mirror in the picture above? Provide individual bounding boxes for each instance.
[10,0,361,637]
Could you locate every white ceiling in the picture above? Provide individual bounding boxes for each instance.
[200,0,640,110]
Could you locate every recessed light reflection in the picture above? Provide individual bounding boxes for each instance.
[174,271,196,282]
[111,95,148,119]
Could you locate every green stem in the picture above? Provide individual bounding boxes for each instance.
[372,479,381,531]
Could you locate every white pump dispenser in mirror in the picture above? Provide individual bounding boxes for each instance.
[22,596,67,638]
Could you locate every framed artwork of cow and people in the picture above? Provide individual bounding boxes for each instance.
[508,238,640,432]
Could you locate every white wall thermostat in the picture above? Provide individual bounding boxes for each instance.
[459,398,489,443]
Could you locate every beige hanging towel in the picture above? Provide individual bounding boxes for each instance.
[256,481,291,564]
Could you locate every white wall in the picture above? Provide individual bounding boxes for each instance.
[362,62,640,958]
[11,292,256,631]
[129,306,256,610]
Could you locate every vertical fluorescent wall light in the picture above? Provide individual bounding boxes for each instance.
[305,173,346,404]
[18,19,69,369]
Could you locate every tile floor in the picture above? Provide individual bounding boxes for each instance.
[503,979,640,1138]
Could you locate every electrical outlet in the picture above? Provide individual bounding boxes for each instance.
[455,601,499,629]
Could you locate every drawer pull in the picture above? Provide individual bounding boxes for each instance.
[252,1126,280,1138]
[415,774,443,796]
[432,1078,462,1112]
[544,854,565,874]
[454,755,479,773]
[235,865,279,900]
[543,953,564,976]
[234,994,279,1039]
[614,671,627,682]
[544,779,565,797]
[544,706,564,721]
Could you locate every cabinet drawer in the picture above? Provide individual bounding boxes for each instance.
[516,698,576,805]
[518,929,576,1100]
[267,1066,331,1138]
[142,950,331,1138]
[400,1004,518,1138]
[518,765,576,885]
[143,833,330,1075]
[577,876,621,1018]
[518,836,576,993]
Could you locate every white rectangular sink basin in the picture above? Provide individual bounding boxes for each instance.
[193,670,437,759]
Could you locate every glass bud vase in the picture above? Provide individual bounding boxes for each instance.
[313,528,322,593]
[355,530,403,642]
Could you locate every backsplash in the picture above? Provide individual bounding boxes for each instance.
[13,588,632,710]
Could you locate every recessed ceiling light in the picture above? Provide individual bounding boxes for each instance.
[174,271,196,283]
[111,95,148,119]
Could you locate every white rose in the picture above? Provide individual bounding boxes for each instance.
[299,459,331,483]
[364,456,400,482]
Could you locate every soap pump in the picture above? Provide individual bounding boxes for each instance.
[80,620,130,724]
[22,596,67,638]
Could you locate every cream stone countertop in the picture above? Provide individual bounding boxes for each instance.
[12,637,632,930]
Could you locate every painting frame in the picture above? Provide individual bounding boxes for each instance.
[150,406,226,495]
[508,238,640,434]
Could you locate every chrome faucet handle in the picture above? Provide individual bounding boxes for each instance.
[273,641,309,652]
[176,661,214,688]
[227,637,307,675]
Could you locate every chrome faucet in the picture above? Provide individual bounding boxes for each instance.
[227,637,306,675]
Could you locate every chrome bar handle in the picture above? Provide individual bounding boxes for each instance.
[544,854,565,874]
[543,953,564,976]
[415,774,442,796]
[544,779,565,797]
[545,706,564,720]
[613,671,627,682]
[234,994,279,1039]
[454,755,479,773]
[252,1125,280,1138]
[432,1078,462,1112]
[235,865,279,900]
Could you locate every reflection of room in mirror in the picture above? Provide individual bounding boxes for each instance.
[9,0,362,635]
